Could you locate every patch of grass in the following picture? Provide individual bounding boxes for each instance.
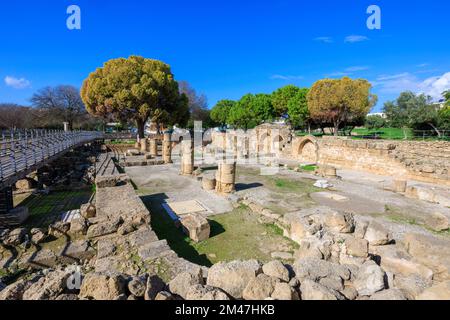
[269,177,320,194]
[264,223,286,238]
[107,140,136,145]
[17,190,92,229]
[140,193,298,267]
[353,127,413,140]
[300,165,317,172]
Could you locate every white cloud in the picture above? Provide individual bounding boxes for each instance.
[326,66,370,78]
[373,72,450,101]
[270,74,304,81]
[314,37,333,43]
[4,76,31,89]
[416,63,430,68]
[345,66,370,72]
[344,35,369,43]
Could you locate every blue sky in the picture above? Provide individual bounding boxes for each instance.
[1,0,449,112]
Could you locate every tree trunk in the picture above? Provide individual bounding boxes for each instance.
[428,123,442,138]
[333,121,340,136]
[137,120,145,139]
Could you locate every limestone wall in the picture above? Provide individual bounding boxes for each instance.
[291,136,450,186]
[210,125,450,186]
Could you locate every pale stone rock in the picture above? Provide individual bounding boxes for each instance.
[345,237,369,258]
[180,214,210,243]
[370,289,407,300]
[319,276,344,292]
[48,221,70,238]
[392,180,407,193]
[425,212,449,232]
[79,273,126,300]
[242,274,279,300]
[3,228,28,246]
[117,222,136,236]
[417,281,450,300]
[341,286,358,300]
[206,260,261,299]
[69,217,88,235]
[354,261,386,296]
[300,279,343,300]
[202,176,216,191]
[314,180,333,189]
[353,220,369,239]
[155,291,174,300]
[22,270,70,300]
[262,260,290,282]
[168,268,204,299]
[364,222,392,246]
[87,218,122,239]
[15,178,34,190]
[394,275,432,300]
[373,245,433,281]
[293,257,351,282]
[288,278,299,288]
[128,277,146,297]
[186,284,230,300]
[290,217,321,242]
[144,275,166,300]
[271,282,299,300]
[30,228,46,244]
[402,233,450,281]
[323,211,355,233]
[0,280,32,300]
[80,203,96,219]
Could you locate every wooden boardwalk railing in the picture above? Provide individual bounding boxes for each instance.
[0,130,103,188]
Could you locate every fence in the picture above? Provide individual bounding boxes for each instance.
[0,130,103,186]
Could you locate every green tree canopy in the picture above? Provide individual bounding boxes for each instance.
[287,88,310,129]
[81,56,188,138]
[384,91,444,136]
[227,94,257,130]
[227,93,275,129]
[210,99,235,127]
[272,85,302,117]
[251,93,275,124]
[365,115,387,130]
[307,77,377,136]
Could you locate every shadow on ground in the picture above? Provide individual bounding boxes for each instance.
[140,194,227,267]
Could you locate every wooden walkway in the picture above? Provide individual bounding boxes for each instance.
[0,130,103,188]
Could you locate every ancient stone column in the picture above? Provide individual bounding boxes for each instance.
[215,162,236,194]
[180,139,194,175]
[149,139,158,157]
[163,133,172,164]
[140,139,148,153]
[202,175,216,191]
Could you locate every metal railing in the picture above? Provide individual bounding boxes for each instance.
[0,130,103,184]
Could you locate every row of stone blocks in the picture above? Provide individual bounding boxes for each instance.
[135,133,173,164]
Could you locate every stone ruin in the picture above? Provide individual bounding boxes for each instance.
[1,128,449,301]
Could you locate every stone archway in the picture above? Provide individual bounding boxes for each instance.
[258,132,270,154]
[272,135,284,154]
[297,136,319,163]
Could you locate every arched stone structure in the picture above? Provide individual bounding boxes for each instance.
[296,136,319,163]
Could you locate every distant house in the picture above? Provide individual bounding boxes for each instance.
[431,99,446,110]
[367,113,387,119]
